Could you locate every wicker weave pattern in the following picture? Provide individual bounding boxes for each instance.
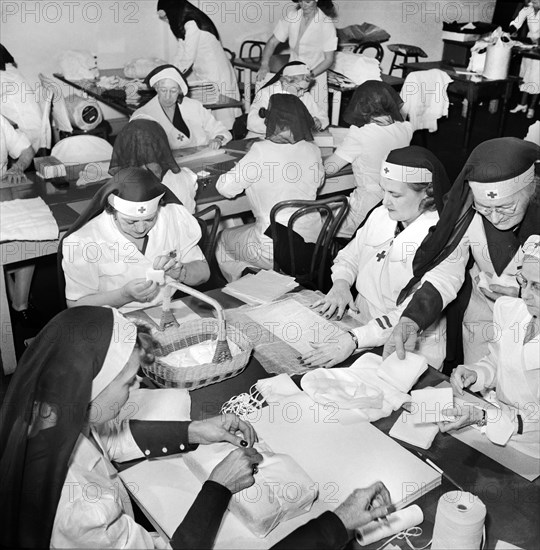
[143,318,253,390]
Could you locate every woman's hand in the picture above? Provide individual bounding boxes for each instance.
[122,279,159,303]
[256,66,269,82]
[334,482,394,532]
[209,447,263,494]
[438,405,483,433]
[301,331,357,369]
[479,284,519,302]
[3,165,28,184]
[382,316,420,360]
[208,137,223,150]
[313,117,322,131]
[188,413,258,448]
[310,280,357,320]
[153,255,182,280]
[450,365,478,396]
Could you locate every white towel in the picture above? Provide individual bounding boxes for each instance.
[0,197,59,242]
[400,69,453,132]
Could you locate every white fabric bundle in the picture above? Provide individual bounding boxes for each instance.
[160,340,241,368]
[331,52,381,85]
[124,58,167,79]
[57,50,99,80]
[0,197,59,242]
[183,441,318,537]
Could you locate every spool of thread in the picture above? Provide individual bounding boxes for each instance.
[355,505,424,546]
[64,95,103,131]
[483,42,511,80]
[431,491,486,549]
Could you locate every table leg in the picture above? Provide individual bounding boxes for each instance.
[242,68,252,111]
[0,263,16,375]
[330,89,342,126]
[498,81,512,137]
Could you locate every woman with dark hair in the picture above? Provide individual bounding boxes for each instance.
[110,119,198,213]
[324,81,413,238]
[157,0,241,130]
[248,61,328,137]
[216,94,324,282]
[257,0,338,115]
[303,146,451,369]
[61,167,209,311]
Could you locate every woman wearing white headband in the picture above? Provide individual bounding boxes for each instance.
[247,61,328,137]
[60,167,209,311]
[257,0,338,115]
[131,64,232,151]
[303,146,451,369]
[441,235,540,459]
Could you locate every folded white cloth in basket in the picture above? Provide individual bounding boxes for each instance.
[0,197,58,242]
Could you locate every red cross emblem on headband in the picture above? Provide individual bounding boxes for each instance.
[138,206,147,214]
[487,191,498,199]
[384,167,389,174]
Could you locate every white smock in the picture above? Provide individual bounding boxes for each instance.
[332,206,446,368]
[468,297,539,458]
[0,114,31,177]
[511,6,540,94]
[62,204,204,312]
[0,65,44,151]
[273,7,337,115]
[247,79,329,137]
[131,96,232,151]
[172,20,241,130]
[215,140,324,282]
[332,121,413,238]
[161,168,197,214]
[422,212,526,363]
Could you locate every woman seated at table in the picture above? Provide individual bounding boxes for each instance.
[130,64,232,151]
[247,61,329,137]
[157,0,241,130]
[61,167,209,312]
[302,146,452,370]
[0,305,395,549]
[215,94,324,282]
[109,119,197,213]
[324,80,413,239]
[440,235,540,458]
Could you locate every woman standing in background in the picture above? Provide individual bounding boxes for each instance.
[257,0,338,116]
[157,0,241,130]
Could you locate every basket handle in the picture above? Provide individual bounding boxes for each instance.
[165,281,227,341]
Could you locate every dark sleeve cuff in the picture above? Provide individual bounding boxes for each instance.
[402,281,444,331]
[270,511,350,550]
[129,420,198,458]
[170,480,231,550]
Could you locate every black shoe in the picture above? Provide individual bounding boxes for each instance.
[12,305,43,330]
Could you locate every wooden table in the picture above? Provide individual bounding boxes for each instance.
[53,68,244,118]
[123,288,540,549]
[0,143,354,374]
[401,61,516,150]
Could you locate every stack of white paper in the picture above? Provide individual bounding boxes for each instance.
[188,80,220,104]
[222,270,297,305]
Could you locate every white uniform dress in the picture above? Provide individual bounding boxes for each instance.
[215,140,324,282]
[0,114,31,177]
[247,80,329,137]
[51,389,190,549]
[131,96,232,151]
[422,213,526,363]
[511,6,540,94]
[62,204,204,312]
[332,206,447,368]
[333,121,413,238]
[172,20,241,130]
[0,65,44,151]
[272,7,338,115]
[161,169,197,214]
[467,297,539,458]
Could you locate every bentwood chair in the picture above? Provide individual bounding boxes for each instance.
[354,42,384,63]
[267,196,349,293]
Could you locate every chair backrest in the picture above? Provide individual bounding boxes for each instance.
[194,204,222,263]
[223,48,236,63]
[239,40,265,61]
[268,196,349,292]
[354,42,384,62]
[51,135,113,164]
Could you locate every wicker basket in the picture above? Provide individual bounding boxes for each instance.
[142,282,253,390]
